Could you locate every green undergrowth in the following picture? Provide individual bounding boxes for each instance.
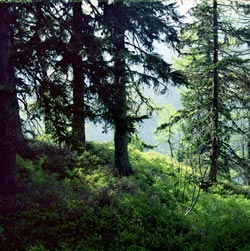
[0,141,249,251]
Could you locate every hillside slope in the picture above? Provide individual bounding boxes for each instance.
[0,141,249,251]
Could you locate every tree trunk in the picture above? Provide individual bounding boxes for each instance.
[112,2,133,176]
[244,114,250,185]
[71,2,86,149]
[113,48,132,175]
[0,5,18,194]
[114,123,132,176]
[247,111,250,157]
[209,0,219,182]
[39,56,52,135]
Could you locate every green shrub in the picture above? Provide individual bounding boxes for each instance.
[186,193,250,251]
[28,139,76,179]
[2,140,250,251]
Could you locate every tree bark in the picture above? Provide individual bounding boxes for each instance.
[209,0,219,182]
[71,2,86,149]
[113,41,132,175]
[244,114,250,185]
[39,56,52,135]
[0,4,18,194]
[112,2,133,176]
[247,119,250,161]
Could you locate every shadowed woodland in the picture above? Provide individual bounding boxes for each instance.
[0,1,250,250]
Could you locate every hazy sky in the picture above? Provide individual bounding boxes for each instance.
[177,0,196,14]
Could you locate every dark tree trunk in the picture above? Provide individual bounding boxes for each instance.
[209,0,219,182]
[112,2,133,176]
[15,89,29,157]
[247,113,250,159]
[71,2,86,149]
[32,3,52,136]
[114,121,132,176]
[243,115,250,185]
[0,5,18,194]
[39,56,52,135]
[113,43,132,175]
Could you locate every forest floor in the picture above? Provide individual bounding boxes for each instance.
[0,140,250,251]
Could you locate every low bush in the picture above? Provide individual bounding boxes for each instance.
[1,141,248,251]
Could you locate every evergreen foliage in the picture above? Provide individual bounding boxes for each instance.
[1,1,250,249]
[97,0,185,175]
[158,0,250,185]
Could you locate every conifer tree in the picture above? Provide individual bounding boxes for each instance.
[210,0,219,182]
[100,0,184,175]
[0,4,19,194]
[166,0,250,184]
[14,1,104,151]
[71,2,86,149]
[15,1,101,148]
[13,1,184,178]
[15,2,72,143]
